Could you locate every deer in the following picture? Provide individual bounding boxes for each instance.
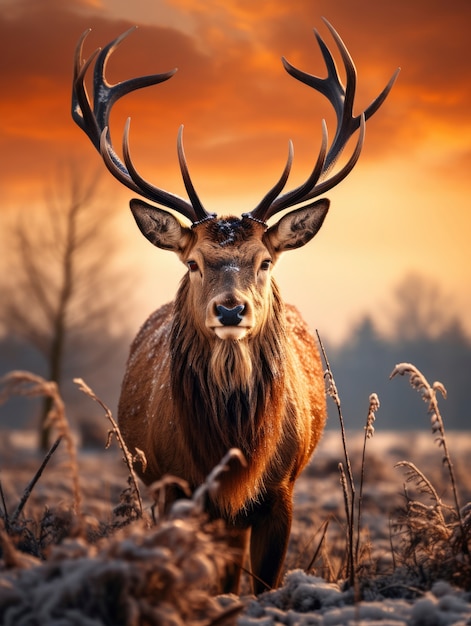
[72,19,398,594]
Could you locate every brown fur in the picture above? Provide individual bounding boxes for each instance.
[118,210,328,594]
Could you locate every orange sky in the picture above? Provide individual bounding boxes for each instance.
[1,0,470,344]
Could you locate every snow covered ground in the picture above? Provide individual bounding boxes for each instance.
[239,571,471,625]
[0,429,470,624]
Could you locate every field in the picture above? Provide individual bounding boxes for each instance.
[0,368,470,625]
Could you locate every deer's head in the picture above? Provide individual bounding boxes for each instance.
[72,20,398,341]
[129,200,328,340]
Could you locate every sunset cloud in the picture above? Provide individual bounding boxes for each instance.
[1,0,470,340]
[2,0,469,197]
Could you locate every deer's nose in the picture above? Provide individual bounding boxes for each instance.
[216,304,245,326]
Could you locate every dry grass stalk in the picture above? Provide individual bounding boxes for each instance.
[11,436,63,524]
[394,461,446,520]
[149,475,192,523]
[74,377,144,518]
[390,363,468,558]
[316,332,354,491]
[390,362,471,588]
[316,333,381,590]
[355,393,380,566]
[305,518,330,573]
[316,331,356,585]
[0,523,19,568]
[0,480,9,533]
[0,370,82,518]
[337,461,354,585]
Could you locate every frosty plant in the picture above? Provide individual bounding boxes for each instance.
[0,370,82,518]
[317,331,381,587]
[74,377,143,518]
[355,393,380,567]
[390,363,469,559]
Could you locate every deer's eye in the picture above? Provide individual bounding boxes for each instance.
[260,259,272,271]
[187,260,199,273]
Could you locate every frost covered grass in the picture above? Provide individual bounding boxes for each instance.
[390,363,471,590]
[0,372,243,625]
[0,364,470,625]
[291,359,471,601]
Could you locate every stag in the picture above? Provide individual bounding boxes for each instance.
[72,20,398,593]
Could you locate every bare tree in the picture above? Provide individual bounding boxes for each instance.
[387,272,458,341]
[1,165,132,450]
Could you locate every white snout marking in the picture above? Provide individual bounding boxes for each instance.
[214,326,249,341]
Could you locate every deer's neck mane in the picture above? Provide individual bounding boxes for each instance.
[170,278,287,473]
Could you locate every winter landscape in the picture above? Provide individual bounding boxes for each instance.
[0,364,470,625]
[1,2,471,625]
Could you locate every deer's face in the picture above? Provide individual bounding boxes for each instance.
[130,198,330,342]
[183,217,274,341]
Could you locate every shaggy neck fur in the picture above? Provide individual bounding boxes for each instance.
[170,275,287,481]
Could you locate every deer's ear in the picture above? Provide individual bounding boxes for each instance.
[264,199,329,252]
[130,199,193,254]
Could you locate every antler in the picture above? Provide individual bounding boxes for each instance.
[72,22,398,226]
[72,28,214,224]
[248,18,400,223]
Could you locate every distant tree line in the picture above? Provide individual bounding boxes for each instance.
[326,274,471,431]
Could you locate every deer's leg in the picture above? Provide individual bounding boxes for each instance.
[249,487,293,595]
[222,527,250,594]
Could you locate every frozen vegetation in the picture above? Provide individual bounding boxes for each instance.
[0,365,470,625]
